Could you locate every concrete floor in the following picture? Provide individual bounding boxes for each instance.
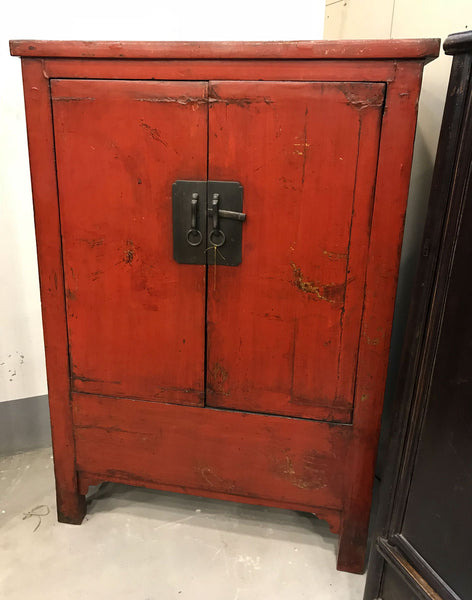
[0,448,366,599]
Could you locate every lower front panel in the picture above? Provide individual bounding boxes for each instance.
[72,393,351,512]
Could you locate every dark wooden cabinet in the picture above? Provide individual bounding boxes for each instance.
[364,31,472,599]
[11,39,439,573]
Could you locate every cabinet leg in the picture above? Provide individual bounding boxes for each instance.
[56,487,87,525]
[336,519,368,574]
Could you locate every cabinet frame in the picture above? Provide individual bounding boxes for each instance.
[11,39,439,573]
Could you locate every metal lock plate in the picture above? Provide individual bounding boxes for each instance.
[172,181,245,266]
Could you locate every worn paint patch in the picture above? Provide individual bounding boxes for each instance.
[124,240,134,264]
[274,454,327,490]
[210,362,228,391]
[323,249,348,261]
[287,395,347,421]
[53,96,95,102]
[90,270,103,282]
[81,237,104,248]
[365,327,385,346]
[336,83,384,111]
[263,312,282,320]
[139,120,168,147]
[209,87,273,107]
[293,107,310,184]
[152,385,200,397]
[290,263,346,304]
[199,466,236,493]
[73,374,121,385]
[135,96,206,105]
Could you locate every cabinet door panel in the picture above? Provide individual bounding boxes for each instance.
[207,81,384,421]
[51,79,208,405]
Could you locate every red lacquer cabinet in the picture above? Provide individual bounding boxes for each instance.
[11,39,439,573]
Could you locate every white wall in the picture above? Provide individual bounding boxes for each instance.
[0,1,325,402]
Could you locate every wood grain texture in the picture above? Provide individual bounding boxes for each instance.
[41,58,398,84]
[10,39,440,60]
[337,62,424,574]
[13,41,436,574]
[207,81,384,422]
[21,59,85,524]
[72,392,351,515]
[77,467,342,534]
[51,79,208,405]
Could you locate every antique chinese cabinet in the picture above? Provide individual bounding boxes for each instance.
[10,39,439,573]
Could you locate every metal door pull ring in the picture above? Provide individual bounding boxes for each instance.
[209,229,226,247]
[187,228,203,246]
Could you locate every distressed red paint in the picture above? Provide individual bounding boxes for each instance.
[11,39,439,574]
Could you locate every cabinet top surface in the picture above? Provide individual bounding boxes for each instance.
[10,39,440,61]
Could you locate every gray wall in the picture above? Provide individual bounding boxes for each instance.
[0,395,51,456]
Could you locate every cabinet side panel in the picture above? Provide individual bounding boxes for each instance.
[337,61,424,574]
[20,59,85,522]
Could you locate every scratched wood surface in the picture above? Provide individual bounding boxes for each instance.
[41,58,399,84]
[72,392,351,517]
[336,62,425,573]
[51,79,208,405]
[20,60,87,524]
[13,40,439,574]
[10,39,440,60]
[207,81,384,422]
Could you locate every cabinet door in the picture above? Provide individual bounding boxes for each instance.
[206,81,384,422]
[51,79,208,405]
